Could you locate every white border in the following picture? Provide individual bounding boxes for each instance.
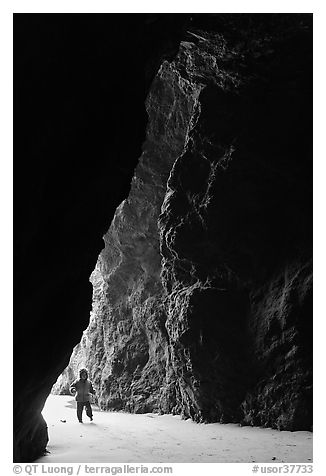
[7,1,320,14]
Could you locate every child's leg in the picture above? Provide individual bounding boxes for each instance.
[77,402,83,422]
[85,402,93,420]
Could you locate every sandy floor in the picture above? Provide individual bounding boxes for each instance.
[36,395,313,463]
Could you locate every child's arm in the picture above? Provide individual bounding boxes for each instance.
[70,381,77,395]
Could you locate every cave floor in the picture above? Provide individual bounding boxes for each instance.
[36,395,312,463]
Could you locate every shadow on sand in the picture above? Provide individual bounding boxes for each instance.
[64,398,102,413]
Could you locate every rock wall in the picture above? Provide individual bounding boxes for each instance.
[53,57,203,413]
[55,14,312,432]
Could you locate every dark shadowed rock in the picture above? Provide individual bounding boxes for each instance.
[158,16,312,428]
[14,13,187,462]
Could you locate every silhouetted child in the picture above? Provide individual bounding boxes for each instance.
[70,368,95,423]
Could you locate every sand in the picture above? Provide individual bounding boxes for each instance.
[36,395,313,463]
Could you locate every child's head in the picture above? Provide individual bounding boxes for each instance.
[79,368,88,380]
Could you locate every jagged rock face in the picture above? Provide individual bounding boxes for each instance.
[14,14,187,462]
[56,14,312,432]
[54,58,202,413]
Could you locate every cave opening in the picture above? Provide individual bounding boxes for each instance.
[14,13,312,463]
